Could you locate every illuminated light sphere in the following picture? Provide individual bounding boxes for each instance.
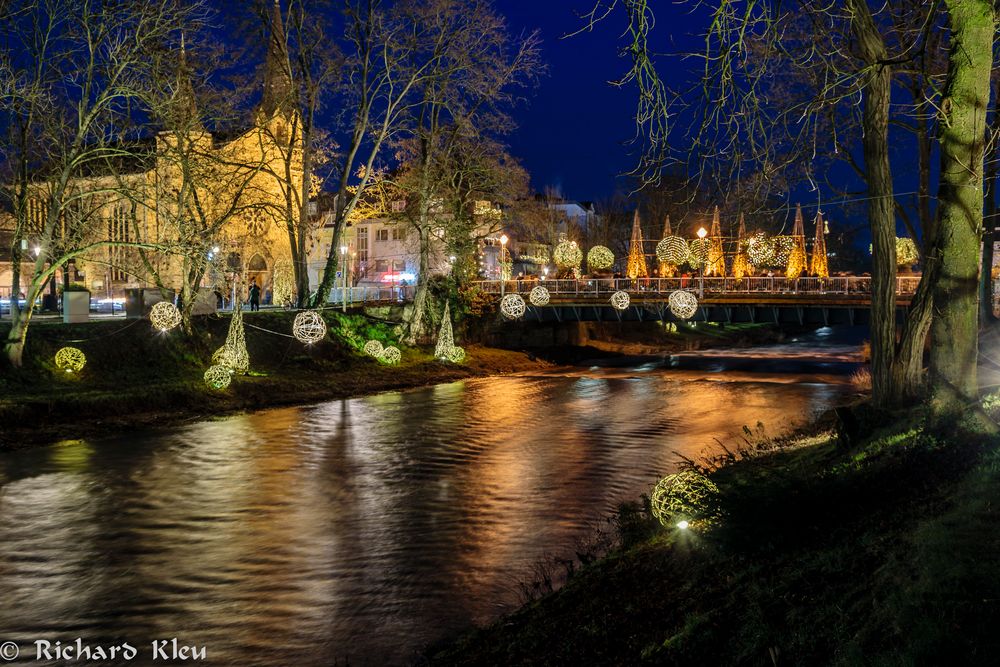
[871,237,920,267]
[54,346,86,373]
[745,231,775,267]
[363,340,384,358]
[500,293,526,319]
[668,290,699,320]
[688,238,711,267]
[553,239,583,269]
[650,470,721,529]
[657,236,690,266]
[771,235,794,267]
[203,364,232,390]
[149,301,182,332]
[529,285,550,307]
[379,345,402,365]
[610,290,630,310]
[448,346,466,364]
[587,245,615,271]
[292,310,327,344]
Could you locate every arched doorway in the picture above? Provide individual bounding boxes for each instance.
[247,254,268,292]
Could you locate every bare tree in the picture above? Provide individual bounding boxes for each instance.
[388,0,541,342]
[0,0,206,367]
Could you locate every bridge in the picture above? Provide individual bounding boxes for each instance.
[468,276,921,326]
[322,275,920,326]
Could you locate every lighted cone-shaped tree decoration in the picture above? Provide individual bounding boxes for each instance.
[626,209,648,279]
[810,211,829,278]
[705,206,726,276]
[786,204,808,280]
[435,301,456,361]
[732,214,751,282]
[658,215,677,277]
[212,305,250,374]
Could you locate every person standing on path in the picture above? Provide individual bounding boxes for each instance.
[248,281,261,312]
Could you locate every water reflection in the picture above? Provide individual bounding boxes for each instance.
[0,367,851,666]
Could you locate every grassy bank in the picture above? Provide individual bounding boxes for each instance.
[431,402,1000,665]
[0,310,548,449]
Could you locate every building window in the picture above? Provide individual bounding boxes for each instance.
[245,208,268,237]
[392,260,406,272]
[375,260,389,273]
[108,204,132,282]
[391,226,406,241]
[391,200,406,213]
[376,228,389,242]
[357,227,368,263]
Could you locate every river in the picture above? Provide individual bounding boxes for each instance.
[0,332,860,665]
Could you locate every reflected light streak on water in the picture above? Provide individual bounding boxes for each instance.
[0,366,852,666]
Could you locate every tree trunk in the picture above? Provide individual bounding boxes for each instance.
[849,0,897,408]
[404,225,433,345]
[930,0,994,414]
[980,82,1000,324]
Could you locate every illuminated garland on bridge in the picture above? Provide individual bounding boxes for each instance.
[610,290,630,310]
[500,293,526,319]
[529,285,550,306]
[669,290,699,320]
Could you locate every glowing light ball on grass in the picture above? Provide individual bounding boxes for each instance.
[610,290,630,310]
[55,346,86,373]
[500,293,526,320]
[203,364,232,390]
[529,285,550,306]
[149,301,182,332]
[379,346,402,365]
[447,346,466,363]
[587,245,615,271]
[364,340,384,358]
[657,236,689,266]
[553,239,582,269]
[650,470,721,529]
[668,290,699,320]
[292,311,327,344]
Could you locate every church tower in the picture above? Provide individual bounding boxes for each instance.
[259,0,295,123]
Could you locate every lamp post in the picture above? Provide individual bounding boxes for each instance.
[499,233,509,297]
[697,227,707,298]
[340,245,348,312]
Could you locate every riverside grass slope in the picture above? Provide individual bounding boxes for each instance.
[432,405,1000,666]
[0,310,548,449]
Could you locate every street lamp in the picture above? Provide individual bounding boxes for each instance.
[340,245,348,312]
[696,227,707,298]
[499,234,509,296]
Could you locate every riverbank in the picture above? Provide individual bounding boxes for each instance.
[0,311,553,449]
[431,401,1000,664]
[0,312,792,450]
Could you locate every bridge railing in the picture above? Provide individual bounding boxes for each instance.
[326,284,417,304]
[471,275,921,297]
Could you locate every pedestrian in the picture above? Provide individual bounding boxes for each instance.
[248,280,261,312]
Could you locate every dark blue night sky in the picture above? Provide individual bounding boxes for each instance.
[494,2,687,202]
